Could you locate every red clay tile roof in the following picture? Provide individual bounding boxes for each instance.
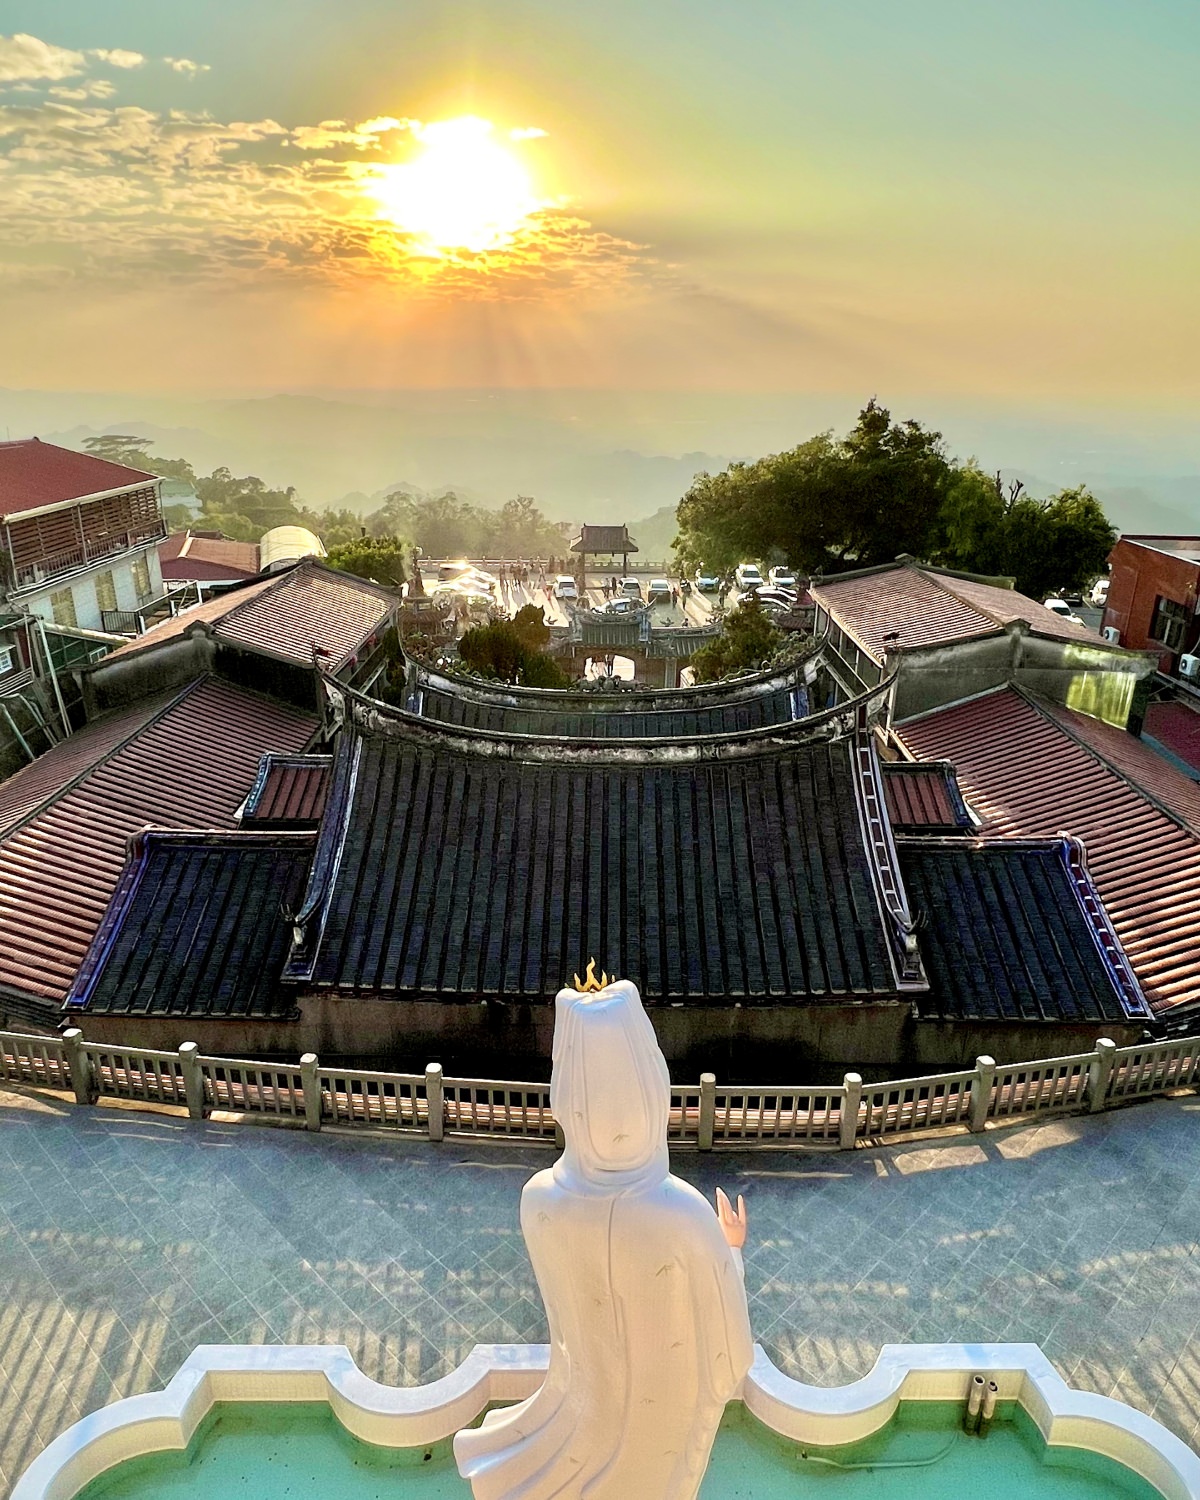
[0,677,316,1002]
[105,559,396,670]
[159,531,261,582]
[0,698,167,840]
[0,438,157,518]
[241,754,331,825]
[812,564,1098,660]
[1039,700,1200,833]
[1144,700,1200,779]
[899,687,1200,1017]
[880,761,971,832]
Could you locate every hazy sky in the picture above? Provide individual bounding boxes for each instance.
[1,1,1196,404]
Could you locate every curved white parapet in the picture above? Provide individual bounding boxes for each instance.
[12,1341,1200,1500]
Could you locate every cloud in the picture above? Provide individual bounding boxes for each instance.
[49,80,116,102]
[0,84,651,302]
[164,58,210,78]
[90,48,145,70]
[0,33,85,83]
[291,115,410,151]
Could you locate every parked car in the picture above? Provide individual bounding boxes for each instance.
[620,577,643,600]
[769,567,798,590]
[598,596,643,615]
[755,587,799,609]
[1043,596,1085,626]
[694,569,721,592]
[647,578,672,603]
[1090,578,1110,608]
[554,574,578,601]
[735,562,765,591]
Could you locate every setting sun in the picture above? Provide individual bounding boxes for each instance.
[368,116,545,254]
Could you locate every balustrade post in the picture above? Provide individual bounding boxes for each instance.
[178,1042,206,1120]
[698,1073,716,1152]
[425,1063,444,1142]
[1089,1038,1117,1113]
[300,1053,322,1132]
[969,1055,996,1133]
[839,1073,863,1151]
[62,1028,96,1107]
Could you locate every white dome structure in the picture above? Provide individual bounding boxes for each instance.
[259,525,326,574]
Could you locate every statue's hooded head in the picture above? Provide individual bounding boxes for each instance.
[551,976,671,1189]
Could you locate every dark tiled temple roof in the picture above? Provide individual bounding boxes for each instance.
[898,837,1150,1025]
[286,691,916,1001]
[569,524,637,554]
[406,654,821,740]
[880,762,972,833]
[69,831,314,1018]
[241,754,331,826]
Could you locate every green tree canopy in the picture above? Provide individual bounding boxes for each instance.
[325,535,408,588]
[675,401,953,577]
[674,403,1116,601]
[458,618,570,688]
[368,489,564,558]
[689,597,785,684]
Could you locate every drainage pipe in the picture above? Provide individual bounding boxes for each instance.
[0,701,34,762]
[29,615,70,737]
[978,1380,1000,1438]
[963,1373,986,1434]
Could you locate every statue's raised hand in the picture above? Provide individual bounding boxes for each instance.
[715,1187,748,1249]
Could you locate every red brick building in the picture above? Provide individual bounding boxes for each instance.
[1104,536,1200,678]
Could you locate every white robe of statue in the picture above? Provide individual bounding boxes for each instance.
[454,977,754,1500]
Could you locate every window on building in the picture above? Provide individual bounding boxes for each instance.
[0,644,15,676]
[131,555,152,602]
[49,588,78,629]
[94,570,118,613]
[1150,595,1188,653]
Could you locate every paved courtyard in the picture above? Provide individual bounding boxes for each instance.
[2,1084,1200,1494]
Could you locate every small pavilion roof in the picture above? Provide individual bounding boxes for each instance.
[569,524,638,555]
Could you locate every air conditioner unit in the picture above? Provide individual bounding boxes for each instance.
[1101,625,1120,645]
[1180,654,1200,682]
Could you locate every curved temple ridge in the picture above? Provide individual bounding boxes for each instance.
[12,1342,1200,1500]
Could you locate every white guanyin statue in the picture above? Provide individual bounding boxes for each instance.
[454,970,754,1500]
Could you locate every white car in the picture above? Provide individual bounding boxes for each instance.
[647,578,672,603]
[554,575,578,601]
[620,577,643,600]
[1043,596,1085,626]
[769,567,798,590]
[694,570,721,592]
[1090,578,1110,608]
[735,563,765,591]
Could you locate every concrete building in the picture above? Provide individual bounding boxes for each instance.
[0,439,167,634]
[1103,535,1200,681]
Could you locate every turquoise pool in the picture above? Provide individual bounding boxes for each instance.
[75,1400,1164,1499]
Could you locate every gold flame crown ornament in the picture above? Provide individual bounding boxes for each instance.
[573,958,614,993]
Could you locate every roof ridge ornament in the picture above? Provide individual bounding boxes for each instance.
[573,958,611,993]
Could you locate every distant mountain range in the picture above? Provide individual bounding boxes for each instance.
[1,386,1197,536]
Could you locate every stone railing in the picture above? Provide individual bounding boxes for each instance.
[1,1030,1197,1150]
